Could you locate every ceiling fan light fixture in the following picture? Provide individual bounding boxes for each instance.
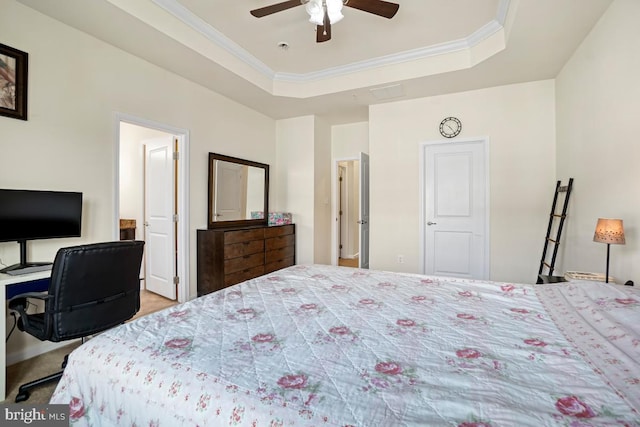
[305,0,344,26]
[326,0,344,23]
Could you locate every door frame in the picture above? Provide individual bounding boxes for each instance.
[114,112,190,303]
[331,156,358,266]
[418,136,490,278]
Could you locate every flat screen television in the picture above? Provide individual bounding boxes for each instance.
[0,189,83,274]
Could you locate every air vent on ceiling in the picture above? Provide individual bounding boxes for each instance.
[369,84,405,101]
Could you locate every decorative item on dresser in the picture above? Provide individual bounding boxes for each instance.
[197,224,295,296]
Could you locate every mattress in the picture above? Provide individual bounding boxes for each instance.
[51,264,640,426]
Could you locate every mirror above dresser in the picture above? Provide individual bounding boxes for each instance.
[207,153,269,229]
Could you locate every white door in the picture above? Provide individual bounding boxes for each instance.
[358,152,370,269]
[144,136,177,299]
[214,161,245,221]
[424,140,487,279]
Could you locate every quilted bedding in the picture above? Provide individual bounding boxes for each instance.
[51,264,640,426]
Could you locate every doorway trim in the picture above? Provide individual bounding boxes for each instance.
[331,156,359,266]
[418,136,490,278]
[114,112,190,303]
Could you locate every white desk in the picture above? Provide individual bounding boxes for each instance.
[0,270,51,401]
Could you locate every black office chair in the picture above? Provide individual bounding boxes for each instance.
[8,240,145,402]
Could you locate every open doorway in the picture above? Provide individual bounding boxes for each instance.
[332,153,369,269]
[115,114,189,305]
[337,160,360,267]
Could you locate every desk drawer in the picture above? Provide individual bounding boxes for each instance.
[224,239,264,259]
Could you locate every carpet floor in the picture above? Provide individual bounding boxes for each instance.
[3,290,177,404]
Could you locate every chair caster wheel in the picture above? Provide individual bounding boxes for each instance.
[15,390,30,402]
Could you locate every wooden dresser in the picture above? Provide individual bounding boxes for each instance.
[197,224,295,296]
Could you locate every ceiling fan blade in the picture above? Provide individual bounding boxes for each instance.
[250,0,302,18]
[316,7,332,42]
[344,0,399,19]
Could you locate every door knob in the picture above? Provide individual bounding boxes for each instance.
[427,221,437,226]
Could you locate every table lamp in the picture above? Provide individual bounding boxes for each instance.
[593,218,625,283]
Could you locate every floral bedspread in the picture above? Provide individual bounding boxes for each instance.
[51,265,640,426]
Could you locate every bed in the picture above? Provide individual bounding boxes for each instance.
[51,264,640,426]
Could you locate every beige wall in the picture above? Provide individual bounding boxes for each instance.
[556,0,640,283]
[313,117,332,264]
[332,122,369,159]
[1,0,275,362]
[274,116,333,265]
[369,80,557,284]
[275,116,315,264]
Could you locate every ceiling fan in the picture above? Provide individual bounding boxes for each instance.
[250,0,399,43]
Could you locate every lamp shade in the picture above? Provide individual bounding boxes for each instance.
[593,218,625,244]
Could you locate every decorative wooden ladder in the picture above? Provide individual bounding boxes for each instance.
[537,178,574,284]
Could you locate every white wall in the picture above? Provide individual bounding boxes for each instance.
[369,80,557,284]
[0,0,275,363]
[556,0,640,283]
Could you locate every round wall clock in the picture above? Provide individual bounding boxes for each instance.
[439,117,462,138]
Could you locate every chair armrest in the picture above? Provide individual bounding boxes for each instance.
[8,292,51,316]
[8,293,52,336]
[8,292,52,303]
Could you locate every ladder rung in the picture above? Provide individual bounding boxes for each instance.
[543,261,551,268]
[552,214,566,218]
[558,186,569,192]
[546,238,557,243]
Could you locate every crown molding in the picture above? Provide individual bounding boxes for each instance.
[151,0,276,78]
[151,0,511,85]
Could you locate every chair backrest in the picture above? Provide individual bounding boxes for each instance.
[46,241,145,341]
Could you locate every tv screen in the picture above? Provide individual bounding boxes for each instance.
[0,189,83,242]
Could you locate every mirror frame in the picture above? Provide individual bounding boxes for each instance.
[207,152,269,229]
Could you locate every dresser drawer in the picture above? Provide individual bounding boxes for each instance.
[265,257,294,274]
[265,245,295,263]
[198,224,295,297]
[224,228,264,244]
[224,252,264,274]
[224,265,264,286]
[265,234,295,251]
[264,224,294,238]
[224,239,264,259]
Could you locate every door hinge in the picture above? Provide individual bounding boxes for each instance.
[173,151,179,160]
[173,214,179,222]
[173,276,180,285]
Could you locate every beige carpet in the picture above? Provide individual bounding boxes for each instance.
[3,290,177,404]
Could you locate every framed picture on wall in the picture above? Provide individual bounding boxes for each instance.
[0,43,28,121]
